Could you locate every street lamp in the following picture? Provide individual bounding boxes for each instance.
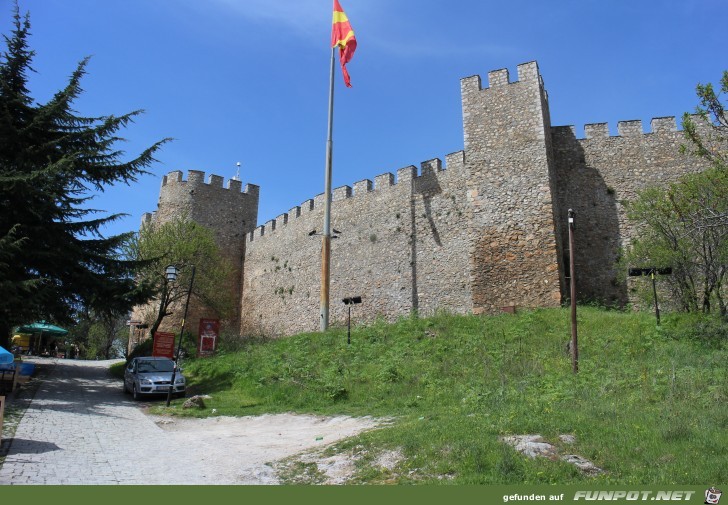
[165,264,196,406]
[568,209,578,374]
[165,264,178,282]
[342,296,362,345]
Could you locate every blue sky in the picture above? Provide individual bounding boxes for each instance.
[2,0,726,238]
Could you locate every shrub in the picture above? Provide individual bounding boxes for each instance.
[662,313,728,346]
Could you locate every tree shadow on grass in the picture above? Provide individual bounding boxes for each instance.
[185,370,235,397]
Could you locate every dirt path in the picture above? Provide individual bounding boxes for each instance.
[151,412,383,483]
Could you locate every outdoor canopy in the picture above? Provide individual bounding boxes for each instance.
[13,322,68,337]
[12,322,69,354]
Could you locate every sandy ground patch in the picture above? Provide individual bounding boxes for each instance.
[150,413,384,484]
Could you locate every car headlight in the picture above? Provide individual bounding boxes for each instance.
[140,378,153,385]
[175,377,185,384]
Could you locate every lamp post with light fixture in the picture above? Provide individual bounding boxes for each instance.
[568,209,578,374]
[164,264,195,406]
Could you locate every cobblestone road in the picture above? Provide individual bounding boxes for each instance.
[0,358,229,485]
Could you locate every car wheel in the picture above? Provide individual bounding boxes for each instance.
[132,384,140,401]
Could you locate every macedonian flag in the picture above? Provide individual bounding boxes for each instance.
[331,0,357,87]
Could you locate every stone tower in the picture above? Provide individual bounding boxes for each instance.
[460,61,564,314]
[134,170,259,335]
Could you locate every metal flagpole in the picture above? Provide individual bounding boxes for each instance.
[321,46,336,332]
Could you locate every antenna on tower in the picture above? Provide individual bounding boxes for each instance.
[233,161,241,181]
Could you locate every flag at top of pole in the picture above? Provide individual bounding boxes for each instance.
[331,0,357,87]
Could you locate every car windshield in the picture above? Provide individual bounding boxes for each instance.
[137,360,174,373]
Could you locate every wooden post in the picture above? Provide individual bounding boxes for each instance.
[0,395,5,444]
[12,360,21,393]
[651,270,661,326]
[568,209,579,373]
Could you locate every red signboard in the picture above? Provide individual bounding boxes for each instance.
[197,319,219,357]
[152,331,176,359]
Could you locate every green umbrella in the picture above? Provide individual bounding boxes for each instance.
[13,322,69,355]
[14,322,68,336]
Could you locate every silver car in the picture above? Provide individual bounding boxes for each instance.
[123,357,186,400]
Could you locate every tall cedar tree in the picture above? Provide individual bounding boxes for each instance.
[0,6,168,348]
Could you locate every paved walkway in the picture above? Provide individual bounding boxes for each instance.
[0,359,380,485]
[0,358,228,485]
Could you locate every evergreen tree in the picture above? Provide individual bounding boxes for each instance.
[0,5,168,348]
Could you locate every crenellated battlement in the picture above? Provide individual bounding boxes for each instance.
[140,212,155,226]
[161,169,259,197]
[247,152,465,243]
[461,61,543,95]
[551,116,687,141]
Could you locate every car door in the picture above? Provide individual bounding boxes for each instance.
[124,359,136,391]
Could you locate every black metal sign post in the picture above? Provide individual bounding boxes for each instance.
[628,267,673,325]
[342,296,362,345]
[650,270,660,325]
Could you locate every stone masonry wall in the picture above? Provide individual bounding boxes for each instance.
[551,119,709,305]
[240,153,472,336]
[460,61,563,314]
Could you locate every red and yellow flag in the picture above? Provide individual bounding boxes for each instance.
[331,0,357,87]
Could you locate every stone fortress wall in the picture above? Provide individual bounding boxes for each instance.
[138,61,709,338]
[241,153,473,336]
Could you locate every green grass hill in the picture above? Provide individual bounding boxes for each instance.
[142,307,727,485]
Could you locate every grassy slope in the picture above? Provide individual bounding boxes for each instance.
[156,307,727,484]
